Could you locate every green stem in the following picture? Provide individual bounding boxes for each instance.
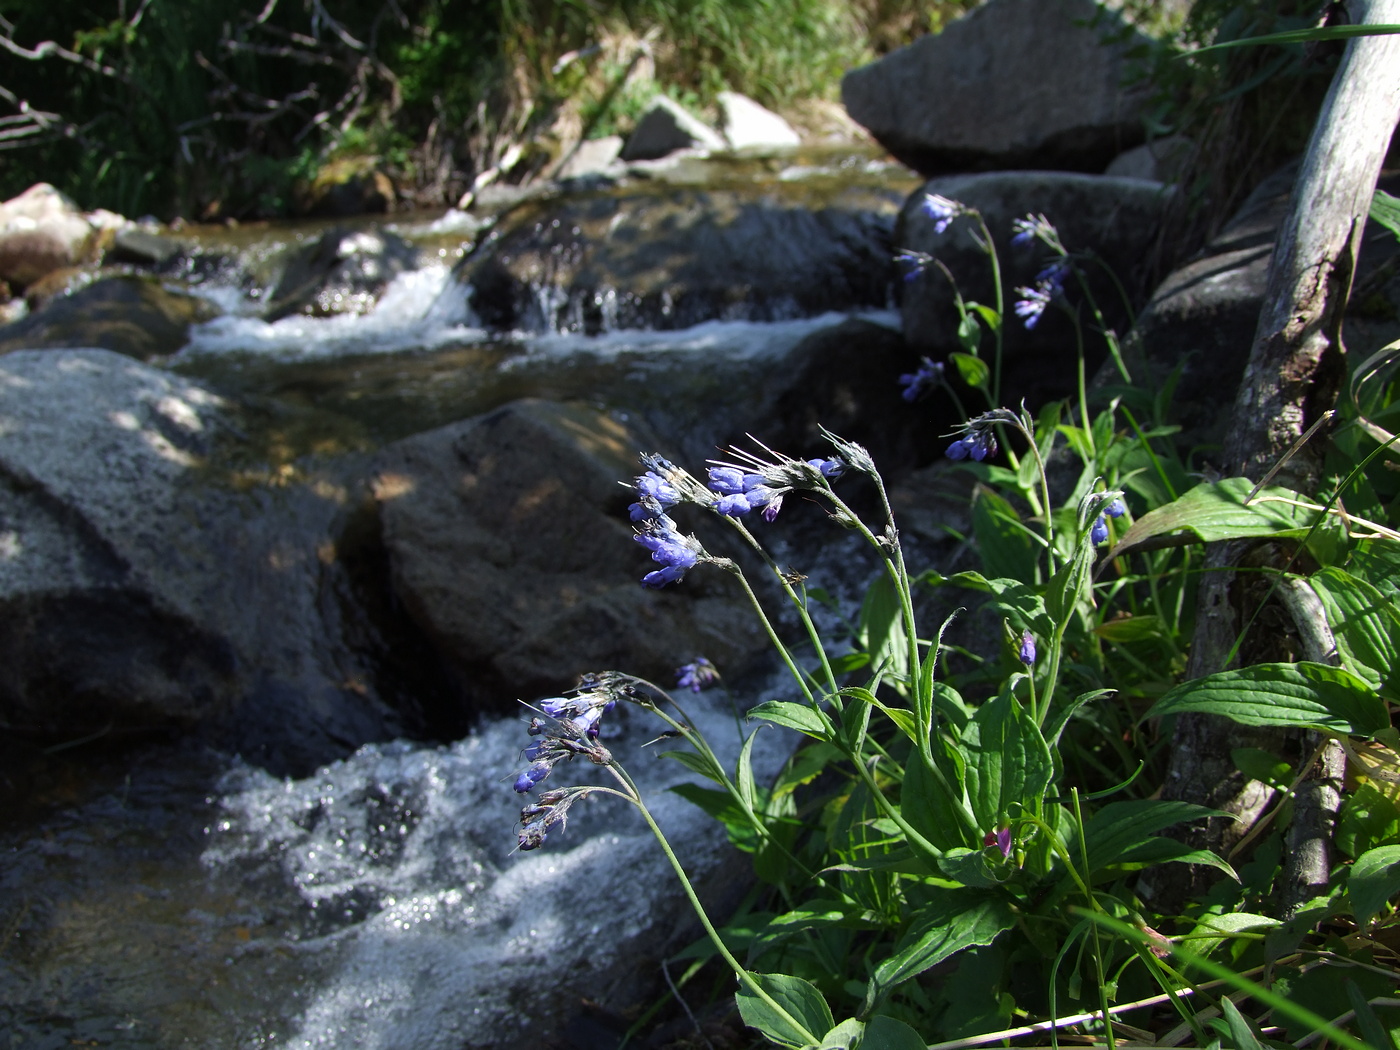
[609,763,822,1047]
[977,214,1006,406]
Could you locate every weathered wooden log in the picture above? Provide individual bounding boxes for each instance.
[1149,0,1400,910]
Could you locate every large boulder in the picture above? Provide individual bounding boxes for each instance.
[462,182,906,333]
[373,399,768,707]
[0,183,99,289]
[0,274,219,359]
[897,171,1170,408]
[717,91,802,152]
[0,349,411,771]
[842,0,1151,175]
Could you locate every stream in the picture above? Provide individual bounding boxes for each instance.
[0,147,924,1049]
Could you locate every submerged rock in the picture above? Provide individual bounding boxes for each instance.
[842,0,1150,175]
[462,182,904,333]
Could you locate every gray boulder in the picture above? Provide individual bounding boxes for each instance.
[842,0,1151,175]
[897,171,1170,407]
[0,349,406,770]
[373,399,768,707]
[620,95,726,162]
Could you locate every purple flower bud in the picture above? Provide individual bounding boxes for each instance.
[983,827,1013,859]
[1105,497,1127,519]
[1091,514,1109,546]
[642,565,687,588]
[707,466,747,495]
[761,493,784,522]
[635,471,679,506]
[677,657,720,693]
[1018,630,1036,666]
[714,492,752,516]
[920,192,962,235]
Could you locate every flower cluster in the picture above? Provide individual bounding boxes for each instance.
[920,192,964,235]
[512,678,621,794]
[946,422,998,462]
[894,248,935,283]
[705,445,845,523]
[1010,213,1058,249]
[1013,260,1070,330]
[898,357,945,402]
[1090,496,1127,546]
[635,514,704,588]
[517,788,586,851]
[677,657,720,693]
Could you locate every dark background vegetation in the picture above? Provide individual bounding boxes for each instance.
[0,0,1336,233]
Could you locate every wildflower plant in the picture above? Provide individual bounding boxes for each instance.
[505,191,1400,1048]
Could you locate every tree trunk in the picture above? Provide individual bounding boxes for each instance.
[1147,0,1400,912]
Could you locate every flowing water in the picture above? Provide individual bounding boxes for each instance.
[1,149,921,1049]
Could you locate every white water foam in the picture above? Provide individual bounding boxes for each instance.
[181,265,484,360]
[203,687,794,1050]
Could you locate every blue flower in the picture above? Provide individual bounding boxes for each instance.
[1091,514,1109,546]
[1013,285,1052,329]
[1011,213,1058,248]
[920,192,962,235]
[1105,496,1127,519]
[714,492,753,517]
[1018,629,1036,666]
[898,357,944,403]
[513,761,552,793]
[707,466,748,495]
[1035,261,1070,296]
[806,457,846,479]
[677,657,720,693]
[635,516,702,587]
[894,248,934,282]
[946,430,997,462]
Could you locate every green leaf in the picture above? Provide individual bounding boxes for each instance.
[1094,614,1167,643]
[960,691,1054,829]
[956,310,982,354]
[1221,996,1267,1050]
[1147,662,1388,735]
[1232,747,1293,789]
[1074,799,1222,877]
[971,302,1001,333]
[748,700,834,739]
[1346,977,1397,1050]
[1194,23,1400,54]
[1044,688,1115,749]
[658,747,726,784]
[937,846,1011,888]
[818,1018,865,1050]
[862,892,1014,1014]
[1112,477,1320,558]
[949,350,990,390]
[972,489,1040,584]
[1348,845,1400,926]
[1309,567,1400,701]
[1372,189,1400,243]
[861,1016,928,1050]
[735,972,833,1049]
[1181,911,1280,960]
[668,783,757,850]
[859,572,909,682]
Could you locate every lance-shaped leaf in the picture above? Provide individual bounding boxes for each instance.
[1147,662,1388,736]
[1348,844,1400,927]
[960,691,1054,830]
[735,972,833,1049]
[1308,566,1400,701]
[862,892,1014,1015]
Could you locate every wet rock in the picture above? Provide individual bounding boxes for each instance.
[374,399,767,708]
[620,95,726,162]
[897,171,1170,409]
[0,274,220,360]
[718,91,802,151]
[842,0,1150,175]
[264,228,420,321]
[462,183,904,333]
[0,348,408,772]
[0,183,98,289]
